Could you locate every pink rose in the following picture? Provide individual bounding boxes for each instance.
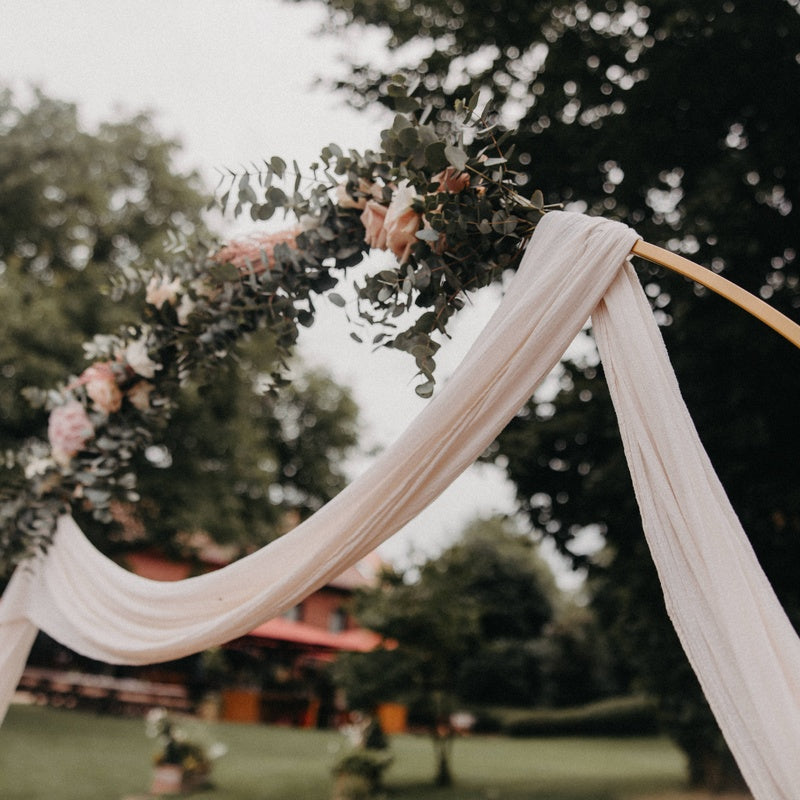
[213,229,299,274]
[360,200,389,251]
[336,178,380,210]
[384,182,422,263]
[433,167,471,193]
[336,183,367,210]
[48,400,94,465]
[127,380,154,412]
[81,362,122,414]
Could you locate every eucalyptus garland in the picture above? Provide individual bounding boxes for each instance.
[0,78,555,573]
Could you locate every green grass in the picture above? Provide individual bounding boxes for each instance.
[0,704,688,800]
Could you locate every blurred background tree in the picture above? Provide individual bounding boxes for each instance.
[334,516,619,786]
[311,0,800,788]
[0,86,359,558]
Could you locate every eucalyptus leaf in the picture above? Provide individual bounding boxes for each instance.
[270,156,287,178]
[444,145,469,172]
[415,380,435,398]
[416,227,441,242]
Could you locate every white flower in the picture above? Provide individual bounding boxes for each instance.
[176,294,196,325]
[123,338,159,379]
[299,213,320,231]
[190,277,220,300]
[207,742,228,761]
[24,456,56,480]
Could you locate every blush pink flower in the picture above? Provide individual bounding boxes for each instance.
[146,275,182,309]
[336,178,380,210]
[433,167,471,193]
[360,200,389,251]
[336,183,367,210]
[214,228,300,274]
[48,400,94,465]
[80,362,123,414]
[384,182,422,263]
[127,380,154,412]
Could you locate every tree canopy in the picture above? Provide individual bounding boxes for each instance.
[335,516,617,784]
[0,87,207,447]
[316,0,800,788]
[0,87,359,564]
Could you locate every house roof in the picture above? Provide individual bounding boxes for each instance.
[247,616,381,652]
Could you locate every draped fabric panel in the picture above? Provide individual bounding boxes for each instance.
[1,212,798,797]
[593,264,800,798]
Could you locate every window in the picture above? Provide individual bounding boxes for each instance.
[329,608,347,633]
[283,604,303,622]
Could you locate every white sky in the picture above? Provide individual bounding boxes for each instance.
[0,0,584,583]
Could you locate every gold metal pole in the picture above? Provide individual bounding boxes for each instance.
[630,240,800,350]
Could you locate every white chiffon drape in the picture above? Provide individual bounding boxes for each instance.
[1,212,798,798]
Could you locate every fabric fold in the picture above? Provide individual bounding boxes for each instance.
[0,211,637,713]
[2,210,798,799]
[592,262,800,798]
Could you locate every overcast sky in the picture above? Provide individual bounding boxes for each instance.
[0,0,586,580]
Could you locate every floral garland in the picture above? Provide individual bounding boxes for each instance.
[0,79,555,573]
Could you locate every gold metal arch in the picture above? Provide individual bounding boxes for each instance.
[630,240,800,350]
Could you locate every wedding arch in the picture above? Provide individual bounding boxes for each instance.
[1,80,799,799]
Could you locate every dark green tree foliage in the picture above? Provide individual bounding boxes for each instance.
[318,0,800,788]
[0,87,359,556]
[133,363,359,551]
[335,517,559,785]
[0,87,207,448]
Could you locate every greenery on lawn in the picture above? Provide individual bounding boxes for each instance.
[0,704,688,799]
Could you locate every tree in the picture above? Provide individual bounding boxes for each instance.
[131,361,360,552]
[0,86,359,559]
[335,516,559,786]
[312,0,800,788]
[0,86,208,448]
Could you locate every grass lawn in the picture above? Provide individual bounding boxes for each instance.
[0,704,689,800]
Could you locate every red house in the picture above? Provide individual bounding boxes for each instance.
[17,545,384,729]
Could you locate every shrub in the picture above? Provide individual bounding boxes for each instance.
[500,696,660,738]
[332,750,393,790]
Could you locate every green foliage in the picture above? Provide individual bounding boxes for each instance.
[338,517,557,708]
[0,86,359,570]
[216,73,554,397]
[332,750,393,784]
[0,87,207,447]
[145,707,221,778]
[318,0,800,789]
[131,362,359,551]
[1,73,555,570]
[335,517,562,785]
[1,704,689,799]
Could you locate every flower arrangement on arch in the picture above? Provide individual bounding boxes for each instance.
[0,77,555,573]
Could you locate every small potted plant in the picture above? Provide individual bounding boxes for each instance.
[146,708,225,795]
[331,751,393,800]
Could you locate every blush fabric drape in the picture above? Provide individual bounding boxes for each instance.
[1,211,797,798]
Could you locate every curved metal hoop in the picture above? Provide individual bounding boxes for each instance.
[630,240,800,351]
